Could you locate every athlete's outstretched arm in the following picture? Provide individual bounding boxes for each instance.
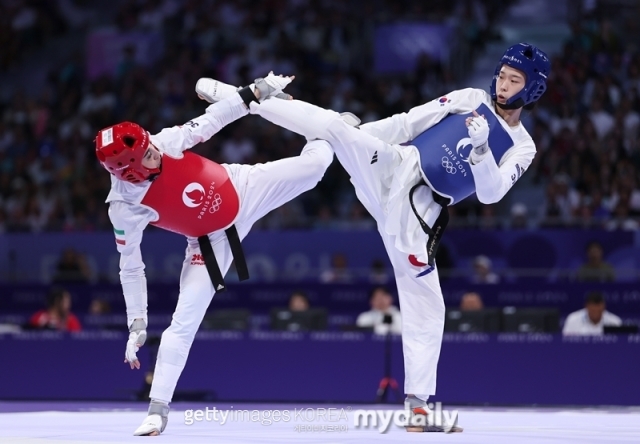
[108,201,154,369]
[359,88,481,145]
[152,94,249,153]
[154,73,293,153]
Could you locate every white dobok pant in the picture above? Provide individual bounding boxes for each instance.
[150,139,333,403]
[252,99,446,399]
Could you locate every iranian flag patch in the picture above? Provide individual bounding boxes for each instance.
[114,228,126,245]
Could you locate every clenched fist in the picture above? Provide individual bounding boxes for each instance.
[466,110,489,155]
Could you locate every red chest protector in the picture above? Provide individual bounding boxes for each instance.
[140,151,240,237]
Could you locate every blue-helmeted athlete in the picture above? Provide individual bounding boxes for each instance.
[196,43,551,433]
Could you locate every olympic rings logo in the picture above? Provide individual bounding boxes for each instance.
[209,193,222,213]
[441,156,456,174]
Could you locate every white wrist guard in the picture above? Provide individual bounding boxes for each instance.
[473,142,489,156]
[470,145,490,165]
[129,318,147,333]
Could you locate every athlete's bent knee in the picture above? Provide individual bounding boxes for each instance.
[325,115,360,144]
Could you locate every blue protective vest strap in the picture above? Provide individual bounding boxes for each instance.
[410,103,514,205]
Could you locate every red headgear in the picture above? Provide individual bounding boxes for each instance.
[95,122,160,183]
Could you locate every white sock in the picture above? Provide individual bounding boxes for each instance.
[150,398,169,408]
[406,394,428,409]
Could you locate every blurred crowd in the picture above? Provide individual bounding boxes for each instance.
[0,0,507,232]
[4,0,639,233]
[524,3,640,230]
[0,0,69,71]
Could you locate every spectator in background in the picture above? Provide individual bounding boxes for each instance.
[52,247,92,284]
[605,201,640,231]
[356,286,402,335]
[342,202,376,230]
[320,253,354,283]
[588,98,615,141]
[509,202,529,229]
[460,292,484,311]
[89,298,111,315]
[312,205,338,230]
[288,291,310,312]
[220,125,256,164]
[471,255,500,284]
[29,287,82,332]
[575,241,616,282]
[368,259,390,284]
[477,205,499,230]
[562,292,621,335]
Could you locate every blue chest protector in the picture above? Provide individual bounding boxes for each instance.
[408,103,514,205]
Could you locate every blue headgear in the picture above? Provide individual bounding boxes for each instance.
[490,43,551,109]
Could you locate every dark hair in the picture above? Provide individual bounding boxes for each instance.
[47,287,68,308]
[369,286,390,301]
[585,291,605,305]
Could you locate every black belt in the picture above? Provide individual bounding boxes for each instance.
[408,181,450,267]
[197,225,249,292]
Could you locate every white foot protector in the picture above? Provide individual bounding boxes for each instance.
[195,78,238,103]
[133,413,167,436]
[340,112,361,127]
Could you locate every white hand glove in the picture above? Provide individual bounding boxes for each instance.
[125,318,147,369]
[466,113,490,154]
[253,71,294,102]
